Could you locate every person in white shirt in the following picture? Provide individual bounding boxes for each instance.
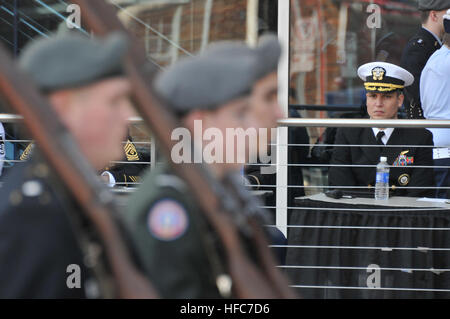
[420,9,450,198]
[400,0,450,119]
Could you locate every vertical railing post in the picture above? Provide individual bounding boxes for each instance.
[276,0,290,238]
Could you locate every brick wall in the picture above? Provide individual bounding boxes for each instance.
[124,0,247,68]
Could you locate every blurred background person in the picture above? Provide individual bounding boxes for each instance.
[401,0,450,119]
[100,136,150,188]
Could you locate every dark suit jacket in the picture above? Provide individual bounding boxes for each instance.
[329,127,434,197]
[400,27,441,119]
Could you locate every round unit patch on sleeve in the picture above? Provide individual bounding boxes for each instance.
[147,199,189,241]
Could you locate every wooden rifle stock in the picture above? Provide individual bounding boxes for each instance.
[0,45,158,299]
[222,173,297,298]
[72,0,297,298]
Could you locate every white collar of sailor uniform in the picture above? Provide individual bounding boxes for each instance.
[372,127,394,145]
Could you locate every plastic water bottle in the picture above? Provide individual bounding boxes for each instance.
[375,156,389,200]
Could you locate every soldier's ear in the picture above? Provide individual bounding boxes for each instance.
[430,10,440,22]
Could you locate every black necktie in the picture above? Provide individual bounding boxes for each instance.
[376,131,385,145]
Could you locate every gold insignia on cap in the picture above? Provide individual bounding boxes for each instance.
[372,67,386,81]
[398,174,410,186]
[364,83,404,92]
[400,150,409,155]
[124,140,139,161]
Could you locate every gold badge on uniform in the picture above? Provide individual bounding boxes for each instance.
[372,67,386,81]
[398,174,410,186]
[20,143,34,161]
[124,140,139,161]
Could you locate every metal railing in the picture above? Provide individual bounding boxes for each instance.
[5,114,450,128]
[2,112,450,297]
[279,118,450,128]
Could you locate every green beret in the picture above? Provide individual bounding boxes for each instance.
[418,0,450,11]
[19,32,128,92]
[154,35,281,114]
[205,34,281,80]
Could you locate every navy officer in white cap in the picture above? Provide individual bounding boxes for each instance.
[329,62,435,197]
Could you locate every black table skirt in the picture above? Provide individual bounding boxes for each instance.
[285,199,450,299]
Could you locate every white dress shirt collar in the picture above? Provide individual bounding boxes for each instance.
[372,127,394,145]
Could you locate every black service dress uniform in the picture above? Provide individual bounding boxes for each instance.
[329,126,434,197]
[400,27,441,119]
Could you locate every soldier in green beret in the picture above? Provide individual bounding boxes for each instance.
[124,35,284,298]
[0,33,134,298]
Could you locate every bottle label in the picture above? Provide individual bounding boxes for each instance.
[376,172,389,183]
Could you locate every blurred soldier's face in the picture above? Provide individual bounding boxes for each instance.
[249,72,283,156]
[250,73,283,131]
[182,96,254,175]
[366,91,403,120]
[49,77,134,170]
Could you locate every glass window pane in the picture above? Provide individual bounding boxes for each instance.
[290,0,420,109]
[0,0,277,170]
[118,0,254,69]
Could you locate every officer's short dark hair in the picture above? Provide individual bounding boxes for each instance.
[421,10,431,23]
[386,90,403,96]
[366,90,403,96]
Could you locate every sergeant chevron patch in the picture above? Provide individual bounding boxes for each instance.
[124,140,139,161]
